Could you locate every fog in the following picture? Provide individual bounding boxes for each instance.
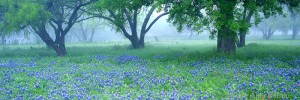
[1,10,299,45]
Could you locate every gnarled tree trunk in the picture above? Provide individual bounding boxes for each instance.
[217,27,237,54]
[127,31,146,48]
[237,31,246,47]
[129,35,140,49]
[33,25,67,56]
[57,34,67,55]
[218,38,236,54]
[216,0,237,54]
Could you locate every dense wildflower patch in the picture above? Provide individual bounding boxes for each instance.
[0,55,299,99]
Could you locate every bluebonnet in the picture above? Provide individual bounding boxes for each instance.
[0,56,299,99]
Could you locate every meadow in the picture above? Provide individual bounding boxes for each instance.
[0,40,299,99]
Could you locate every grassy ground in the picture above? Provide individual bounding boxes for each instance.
[0,40,299,99]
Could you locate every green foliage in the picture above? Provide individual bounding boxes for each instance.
[90,0,169,32]
[168,0,206,33]
[1,0,49,33]
[169,0,291,39]
[280,0,300,8]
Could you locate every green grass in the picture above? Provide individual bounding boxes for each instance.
[0,39,299,99]
[1,39,300,59]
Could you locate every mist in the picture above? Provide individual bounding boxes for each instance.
[1,9,299,45]
[1,1,300,99]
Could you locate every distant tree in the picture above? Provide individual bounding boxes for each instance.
[257,17,276,40]
[237,0,299,47]
[1,0,95,56]
[277,15,292,36]
[88,0,170,48]
[0,1,5,44]
[154,36,159,41]
[169,0,286,54]
[289,9,300,39]
[0,33,5,44]
[72,19,101,42]
[256,7,300,40]
[264,6,300,38]
[186,24,194,40]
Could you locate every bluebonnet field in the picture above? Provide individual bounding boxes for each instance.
[0,41,300,99]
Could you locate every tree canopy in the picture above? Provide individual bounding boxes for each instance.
[168,0,297,54]
[1,0,95,56]
[87,0,170,48]
[0,0,300,56]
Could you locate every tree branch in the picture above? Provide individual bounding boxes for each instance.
[132,8,138,30]
[63,0,97,35]
[124,8,134,29]
[49,20,58,30]
[141,6,156,34]
[76,17,95,23]
[145,12,169,32]
[108,10,132,39]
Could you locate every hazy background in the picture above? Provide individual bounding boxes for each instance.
[2,11,299,45]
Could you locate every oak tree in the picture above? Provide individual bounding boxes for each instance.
[1,0,95,56]
[169,0,291,54]
[88,0,170,48]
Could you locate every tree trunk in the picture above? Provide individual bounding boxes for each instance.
[218,37,236,54]
[130,37,140,49]
[79,22,88,42]
[217,30,236,54]
[216,0,237,54]
[266,33,271,40]
[266,35,271,40]
[0,34,5,44]
[292,25,298,39]
[47,41,65,56]
[54,33,67,56]
[237,9,252,48]
[265,28,274,40]
[54,29,60,45]
[74,32,81,42]
[82,32,88,42]
[237,31,246,47]
[37,33,65,56]
[290,8,298,39]
[262,31,267,39]
[139,32,146,48]
[139,38,145,48]
[261,28,273,40]
[217,25,236,54]
[281,30,288,36]
[217,38,221,52]
[89,28,96,42]
[189,30,193,40]
[58,35,67,56]
[35,26,67,56]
